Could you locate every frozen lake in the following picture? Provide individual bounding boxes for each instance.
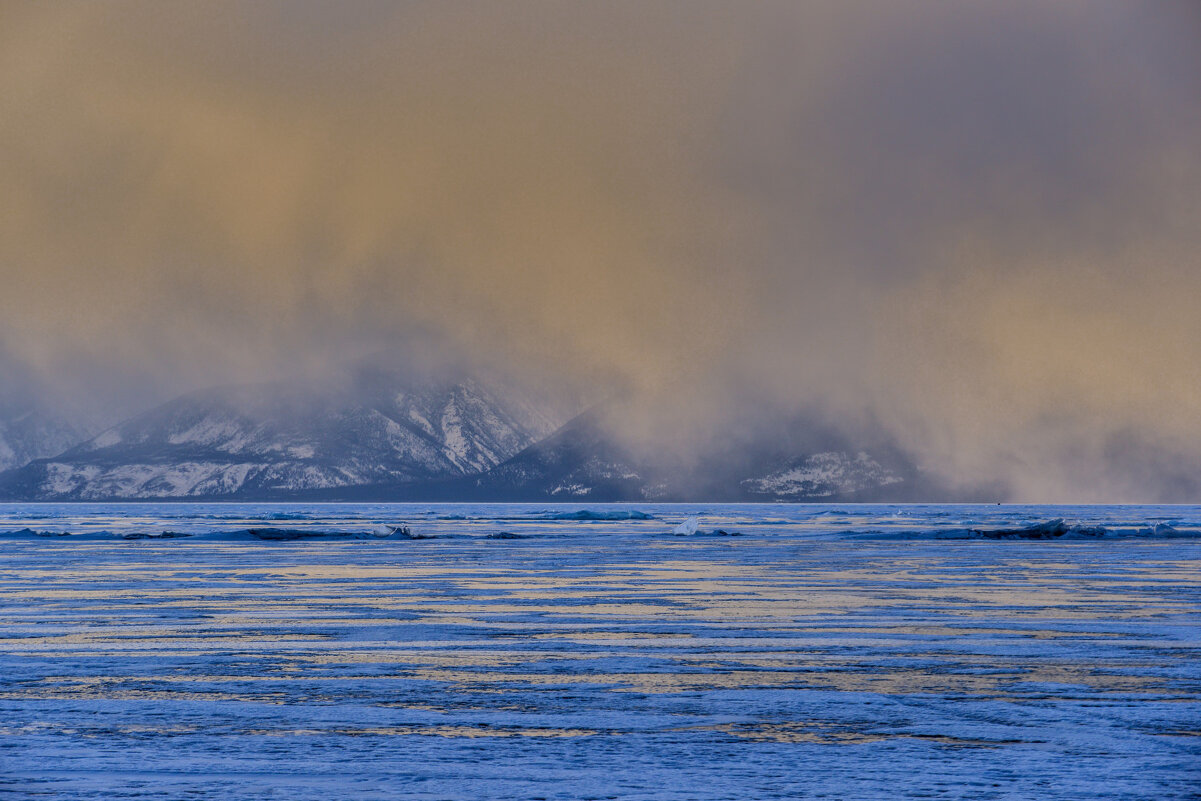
[1,503,1198,799]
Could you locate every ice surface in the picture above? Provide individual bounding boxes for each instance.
[0,502,1198,800]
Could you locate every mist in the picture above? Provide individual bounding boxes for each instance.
[2,1,1199,500]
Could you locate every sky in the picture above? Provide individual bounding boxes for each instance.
[2,1,1200,500]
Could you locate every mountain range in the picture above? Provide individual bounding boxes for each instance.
[0,370,939,501]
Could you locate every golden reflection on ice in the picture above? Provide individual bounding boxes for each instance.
[2,528,1198,749]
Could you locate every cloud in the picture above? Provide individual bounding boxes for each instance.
[1,1,1198,498]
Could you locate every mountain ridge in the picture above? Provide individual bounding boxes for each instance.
[0,372,562,500]
[0,377,947,502]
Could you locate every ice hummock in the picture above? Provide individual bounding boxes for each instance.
[673,516,699,536]
[845,518,1192,540]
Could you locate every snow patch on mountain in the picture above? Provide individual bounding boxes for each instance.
[406,406,435,438]
[90,429,122,449]
[742,451,903,499]
[550,483,592,496]
[165,419,254,451]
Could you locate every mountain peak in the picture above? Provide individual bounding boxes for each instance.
[0,372,564,500]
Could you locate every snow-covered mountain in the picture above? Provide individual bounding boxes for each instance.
[0,408,82,473]
[0,376,965,502]
[464,407,657,500]
[0,370,563,499]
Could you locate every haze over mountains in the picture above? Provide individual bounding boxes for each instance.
[458,404,935,502]
[0,368,937,502]
[0,365,86,474]
[0,406,81,475]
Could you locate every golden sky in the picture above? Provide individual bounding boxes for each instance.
[2,1,1200,499]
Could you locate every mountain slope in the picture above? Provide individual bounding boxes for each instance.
[464,407,657,500]
[0,372,562,500]
[0,408,82,473]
